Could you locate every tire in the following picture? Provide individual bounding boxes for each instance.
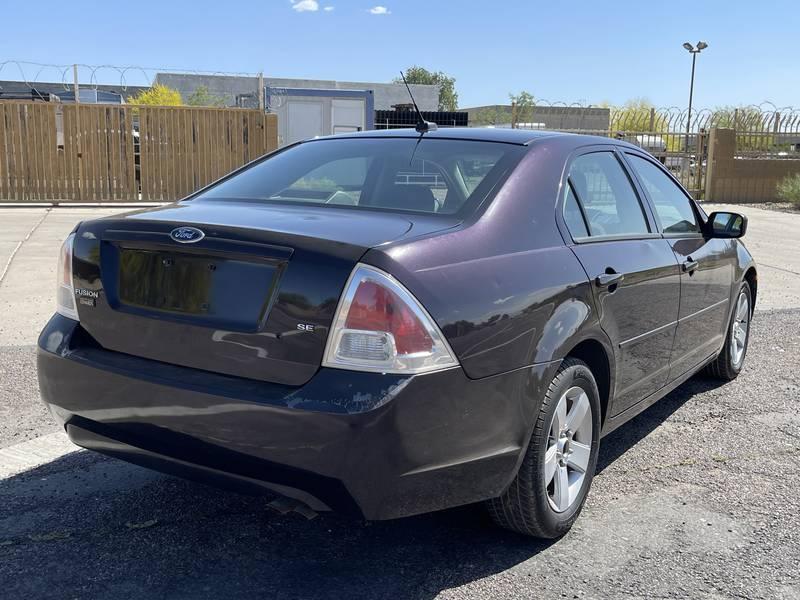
[705,281,752,381]
[486,357,601,538]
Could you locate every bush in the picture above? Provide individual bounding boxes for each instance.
[777,173,800,205]
[129,84,183,106]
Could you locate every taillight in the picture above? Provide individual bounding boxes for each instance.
[56,233,79,321]
[323,264,458,374]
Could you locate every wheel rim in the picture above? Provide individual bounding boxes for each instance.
[544,386,593,513]
[729,290,750,367]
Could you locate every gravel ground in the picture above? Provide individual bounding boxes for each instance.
[0,345,57,449]
[1,308,797,599]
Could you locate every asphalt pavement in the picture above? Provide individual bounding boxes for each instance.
[0,204,798,599]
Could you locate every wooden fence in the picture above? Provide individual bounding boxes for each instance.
[0,102,278,202]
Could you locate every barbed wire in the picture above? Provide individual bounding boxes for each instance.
[3,59,799,133]
[477,102,800,134]
[0,60,263,93]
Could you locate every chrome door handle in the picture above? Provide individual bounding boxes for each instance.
[595,272,625,289]
[682,259,699,274]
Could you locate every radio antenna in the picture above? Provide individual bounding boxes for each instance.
[399,71,438,134]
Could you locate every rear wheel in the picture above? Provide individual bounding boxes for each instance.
[487,358,601,538]
[705,281,752,380]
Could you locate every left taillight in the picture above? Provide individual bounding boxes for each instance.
[56,233,79,321]
[322,264,458,374]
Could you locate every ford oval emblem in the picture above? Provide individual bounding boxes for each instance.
[170,226,205,244]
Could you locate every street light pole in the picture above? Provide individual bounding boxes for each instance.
[686,51,697,150]
[683,41,708,154]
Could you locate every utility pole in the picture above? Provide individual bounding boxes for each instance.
[257,71,264,111]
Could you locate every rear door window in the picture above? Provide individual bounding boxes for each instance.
[567,152,650,237]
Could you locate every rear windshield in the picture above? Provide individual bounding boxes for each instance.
[192,137,526,216]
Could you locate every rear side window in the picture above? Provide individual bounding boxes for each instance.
[194,138,525,216]
[567,152,650,237]
[563,185,589,238]
[626,154,700,234]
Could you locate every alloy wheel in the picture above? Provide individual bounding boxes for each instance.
[544,385,593,513]
[730,290,750,367]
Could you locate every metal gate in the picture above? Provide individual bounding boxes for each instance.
[512,105,800,200]
[514,107,708,198]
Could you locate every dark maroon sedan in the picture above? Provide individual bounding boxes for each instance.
[38,128,755,537]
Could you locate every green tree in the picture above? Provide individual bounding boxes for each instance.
[129,84,183,106]
[710,105,764,129]
[187,86,227,108]
[470,105,510,127]
[603,98,665,132]
[509,91,535,127]
[602,98,680,151]
[711,105,774,150]
[395,66,459,111]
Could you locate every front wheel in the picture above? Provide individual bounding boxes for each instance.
[705,281,752,380]
[487,358,601,538]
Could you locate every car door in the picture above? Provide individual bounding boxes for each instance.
[623,152,735,379]
[561,149,681,416]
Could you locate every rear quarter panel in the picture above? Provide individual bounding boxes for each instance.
[365,139,609,380]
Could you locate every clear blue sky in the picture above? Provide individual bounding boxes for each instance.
[1,0,797,109]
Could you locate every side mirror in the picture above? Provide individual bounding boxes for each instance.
[706,211,747,239]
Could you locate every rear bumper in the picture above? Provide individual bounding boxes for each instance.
[37,314,557,520]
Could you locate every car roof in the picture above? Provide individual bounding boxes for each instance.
[312,127,565,146]
[309,127,647,153]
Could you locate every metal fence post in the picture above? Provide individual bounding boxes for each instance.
[73,65,83,201]
[695,129,706,198]
[705,128,719,201]
[72,65,80,104]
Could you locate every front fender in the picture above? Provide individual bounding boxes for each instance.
[732,239,757,309]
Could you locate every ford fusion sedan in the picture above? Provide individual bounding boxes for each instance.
[37,128,755,538]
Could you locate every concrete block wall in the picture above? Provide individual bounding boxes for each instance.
[706,128,800,202]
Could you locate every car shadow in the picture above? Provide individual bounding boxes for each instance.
[1,375,725,599]
[596,374,725,474]
[1,450,554,599]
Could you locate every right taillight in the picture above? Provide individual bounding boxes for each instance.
[322,264,459,374]
[56,233,79,321]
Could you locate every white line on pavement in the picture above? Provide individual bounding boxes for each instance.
[0,432,82,479]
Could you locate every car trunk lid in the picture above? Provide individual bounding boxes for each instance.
[72,200,457,386]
